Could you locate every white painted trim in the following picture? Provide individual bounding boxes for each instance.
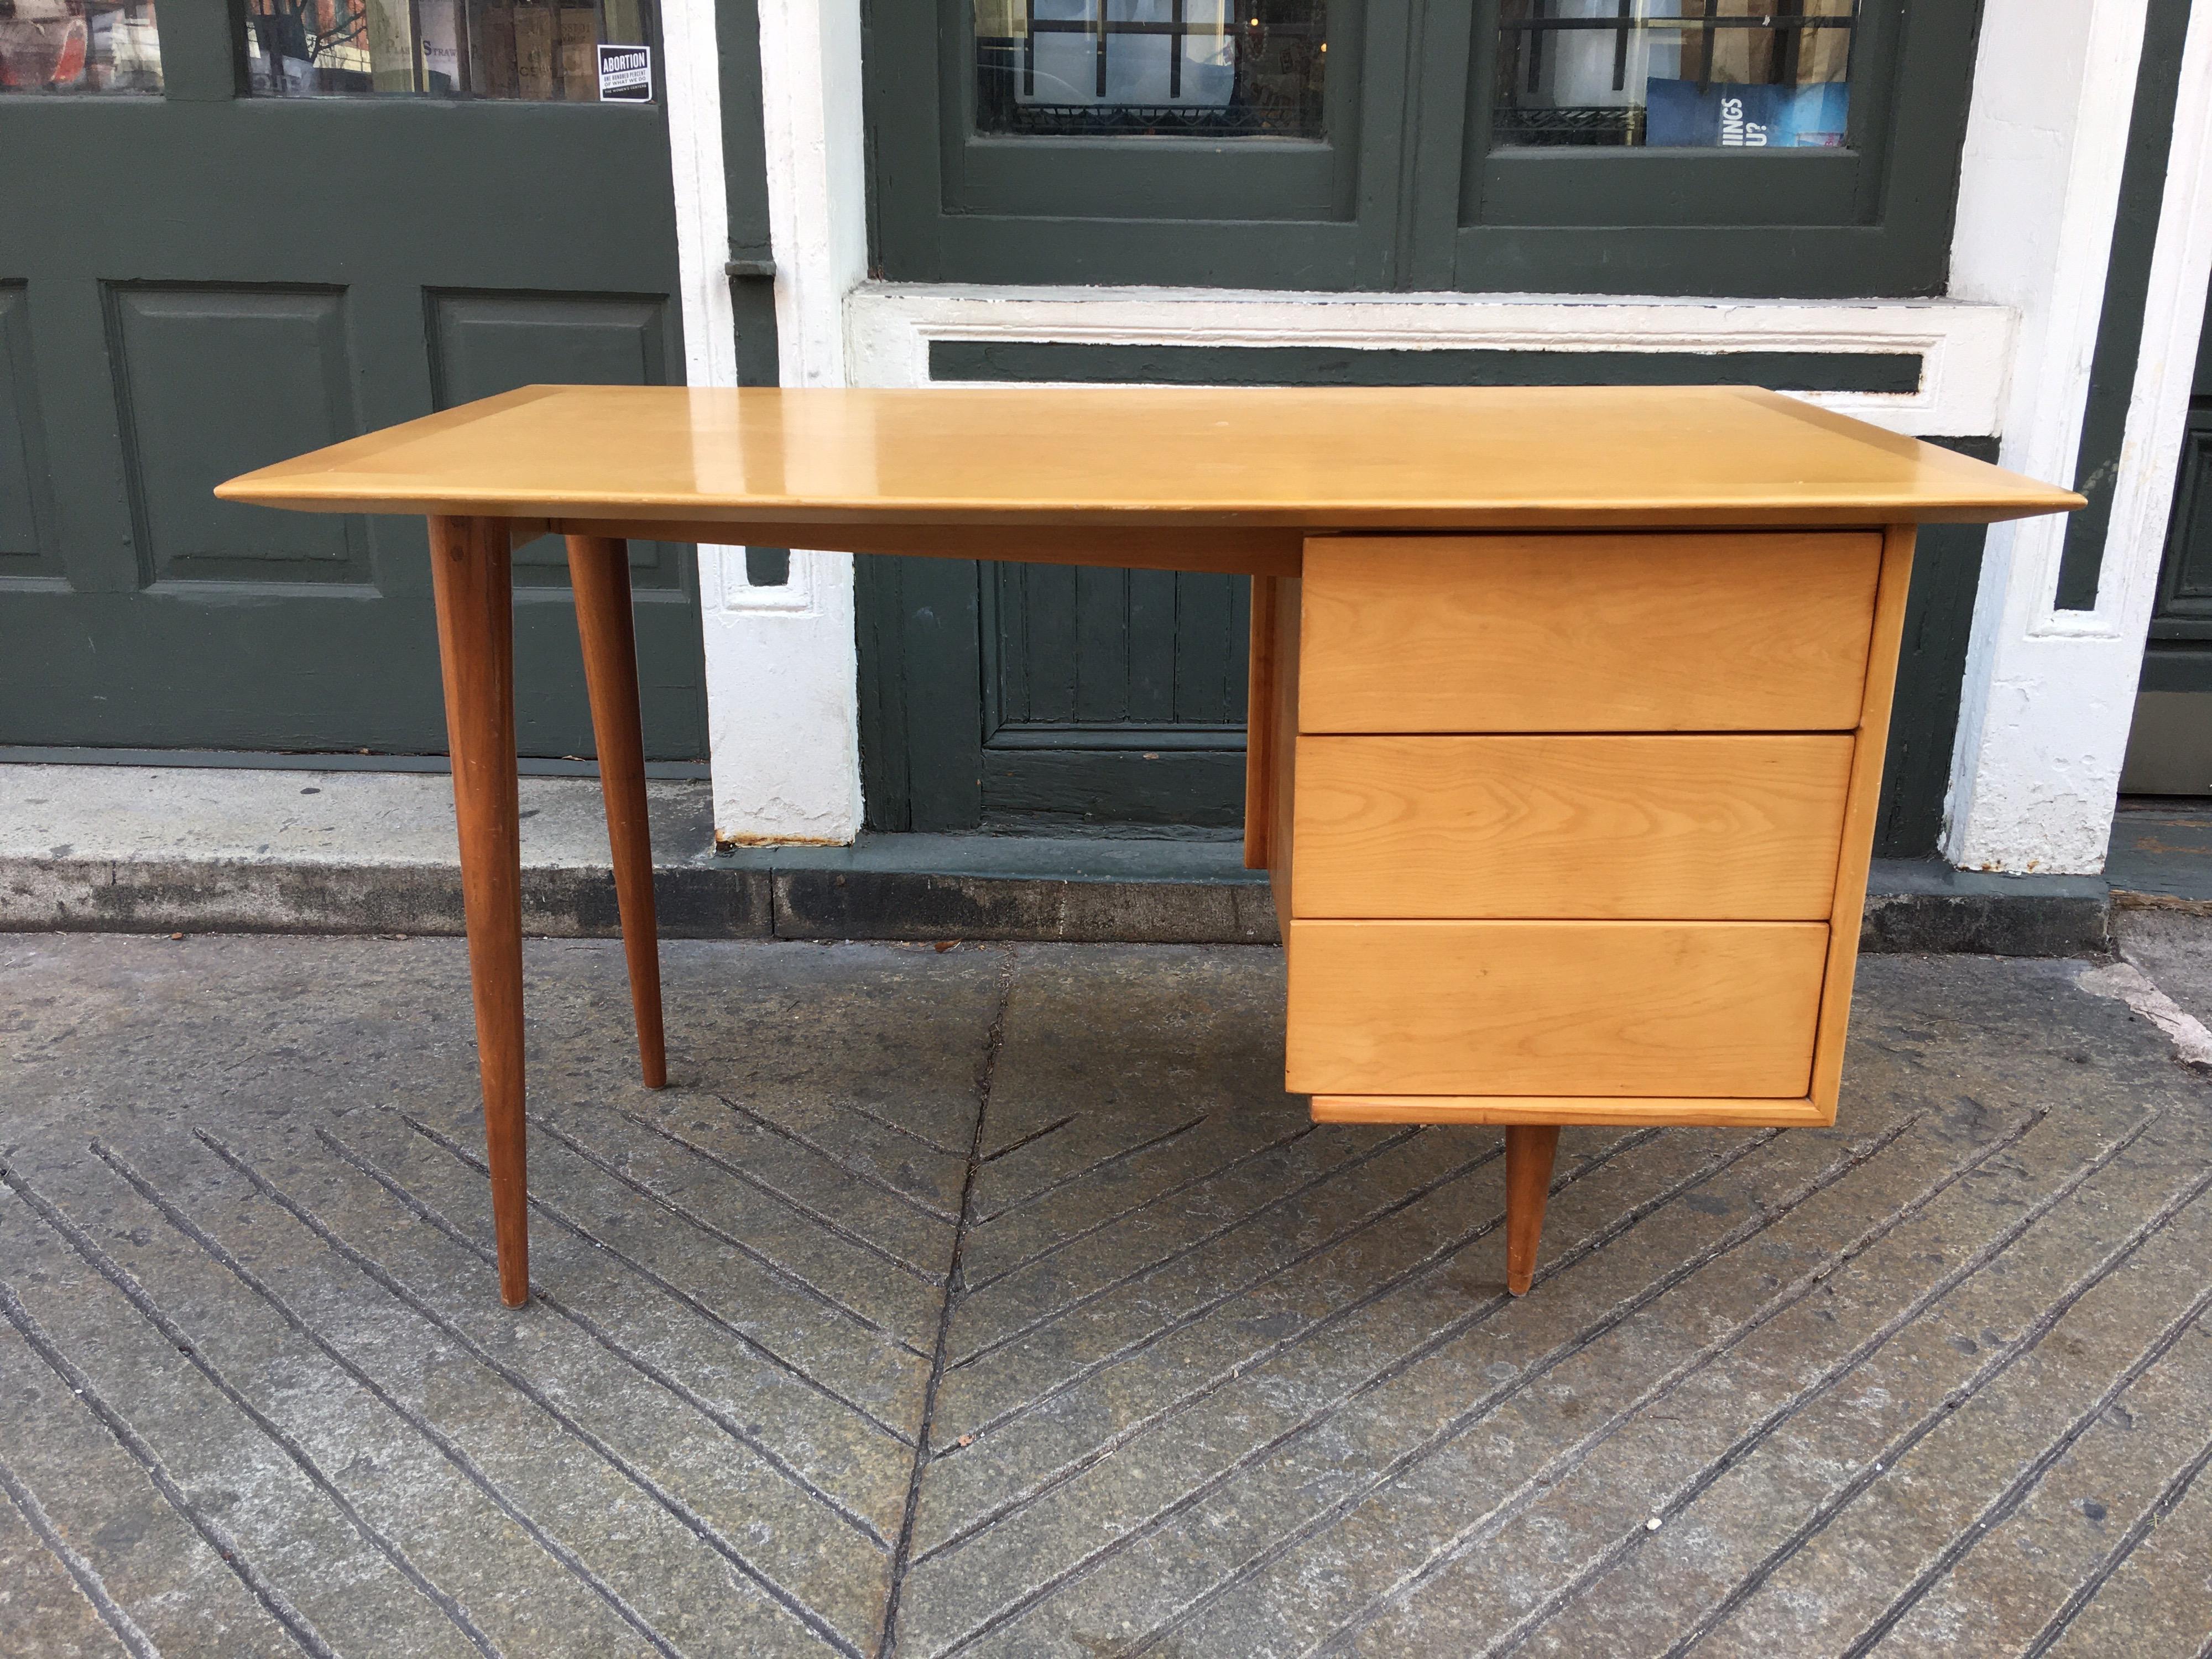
[697,0,868,846]
[1945,0,2212,872]
[661,0,737,390]
[848,287,2015,436]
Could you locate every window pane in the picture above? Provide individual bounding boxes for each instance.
[1493,0,1855,149]
[974,0,1326,138]
[1,1,163,93]
[242,0,655,100]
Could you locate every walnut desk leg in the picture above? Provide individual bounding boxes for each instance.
[1504,1126,1561,1296]
[428,515,531,1307]
[566,535,667,1089]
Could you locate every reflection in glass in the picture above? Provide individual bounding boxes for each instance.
[1494,1,1855,149]
[974,0,1325,138]
[241,0,653,99]
[1,0,161,93]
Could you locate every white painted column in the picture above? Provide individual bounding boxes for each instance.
[1944,0,2212,872]
[662,0,738,389]
[670,0,868,844]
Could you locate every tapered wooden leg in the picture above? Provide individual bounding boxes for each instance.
[1504,1125,1562,1296]
[429,515,530,1308]
[565,534,666,1089]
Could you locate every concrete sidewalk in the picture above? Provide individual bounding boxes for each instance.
[6,927,2212,1656]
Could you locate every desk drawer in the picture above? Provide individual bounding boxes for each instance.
[1291,733,1853,920]
[1285,920,1827,1098]
[1297,533,1880,733]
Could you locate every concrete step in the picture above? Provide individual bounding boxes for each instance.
[0,763,2107,954]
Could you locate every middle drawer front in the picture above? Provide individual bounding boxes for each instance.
[1285,920,1829,1098]
[1292,733,1854,920]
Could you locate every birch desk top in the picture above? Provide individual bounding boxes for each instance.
[218,385,2081,1307]
[216,383,2079,535]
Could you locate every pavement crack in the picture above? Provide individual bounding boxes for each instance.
[931,1125,1778,1654]
[971,1112,1210,1227]
[519,1108,933,1343]
[6,1162,503,1657]
[950,1126,1422,1373]
[1130,1115,1931,1659]
[0,1414,166,1659]
[962,1121,1338,1296]
[879,942,1018,1659]
[1838,1172,2212,1657]
[186,1132,862,1659]
[95,1139,687,1659]
[602,1103,946,1284]
[979,1113,1077,1165]
[0,1254,338,1659]
[915,1128,1661,1571]
[1319,1105,2050,1658]
[2022,1393,2212,1656]
[1656,1107,2176,1659]
[392,1110,921,1442]
[715,1092,963,1225]
[937,1135,1509,1459]
[316,1125,895,1552]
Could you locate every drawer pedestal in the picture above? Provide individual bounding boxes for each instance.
[1248,527,1917,1292]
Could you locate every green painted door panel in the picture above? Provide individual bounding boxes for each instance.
[0,22,708,760]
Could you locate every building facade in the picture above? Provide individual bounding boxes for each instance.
[4,0,2210,879]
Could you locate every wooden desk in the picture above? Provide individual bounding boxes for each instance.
[219,384,2080,1304]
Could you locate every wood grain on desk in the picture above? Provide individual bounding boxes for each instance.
[1284,918,1829,1098]
[215,383,2083,534]
[1291,733,1854,920]
[1297,532,1881,733]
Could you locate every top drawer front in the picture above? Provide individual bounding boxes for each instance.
[1298,533,1881,733]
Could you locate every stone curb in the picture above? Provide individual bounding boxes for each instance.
[1,848,2108,954]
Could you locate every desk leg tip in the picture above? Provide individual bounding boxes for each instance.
[1504,1124,1561,1301]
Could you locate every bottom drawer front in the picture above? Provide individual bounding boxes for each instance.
[1285,920,1827,1098]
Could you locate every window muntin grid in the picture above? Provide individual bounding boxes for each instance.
[1494,0,1858,149]
[973,0,1326,138]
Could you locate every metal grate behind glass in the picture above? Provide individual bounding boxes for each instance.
[1494,1,1859,150]
[975,0,1326,139]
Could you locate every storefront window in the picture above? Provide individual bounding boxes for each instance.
[1494,0,1854,149]
[974,0,1325,138]
[1,0,162,93]
[241,0,655,100]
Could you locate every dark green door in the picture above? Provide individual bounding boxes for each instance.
[0,0,704,759]
[860,551,1251,832]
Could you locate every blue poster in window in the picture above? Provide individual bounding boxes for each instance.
[1645,79,1849,149]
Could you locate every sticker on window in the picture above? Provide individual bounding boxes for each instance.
[598,43,650,101]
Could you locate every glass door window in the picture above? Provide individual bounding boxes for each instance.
[974,0,1327,137]
[241,0,655,100]
[1492,0,1855,149]
[0,0,162,92]
[874,0,1976,294]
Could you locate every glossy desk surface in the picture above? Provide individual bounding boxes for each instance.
[217,384,2083,531]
